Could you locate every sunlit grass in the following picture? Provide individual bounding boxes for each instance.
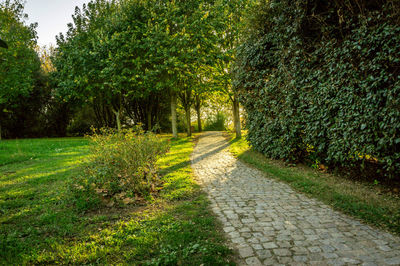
[0,138,90,264]
[228,132,400,235]
[0,135,233,264]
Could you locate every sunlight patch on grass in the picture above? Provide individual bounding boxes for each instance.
[0,168,74,188]
[158,137,197,200]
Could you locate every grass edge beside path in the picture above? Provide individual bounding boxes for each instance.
[227,133,400,236]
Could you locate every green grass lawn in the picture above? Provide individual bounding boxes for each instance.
[228,133,400,235]
[0,135,234,265]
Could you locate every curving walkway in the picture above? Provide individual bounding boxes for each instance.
[191,132,400,265]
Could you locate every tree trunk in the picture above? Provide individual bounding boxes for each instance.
[147,111,152,131]
[233,96,242,138]
[0,124,2,140]
[146,103,152,131]
[171,92,178,138]
[195,95,202,132]
[112,109,122,132]
[196,106,202,133]
[185,106,191,137]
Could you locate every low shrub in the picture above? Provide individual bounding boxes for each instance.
[71,127,169,209]
[204,112,227,131]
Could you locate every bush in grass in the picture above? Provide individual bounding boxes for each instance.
[71,127,169,209]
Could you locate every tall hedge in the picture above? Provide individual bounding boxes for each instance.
[233,0,400,179]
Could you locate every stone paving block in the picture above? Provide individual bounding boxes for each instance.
[361,262,378,266]
[307,252,324,261]
[293,255,308,262]
[242,218,256,224]
[308,246,322,253]
[239,227,251,233]
[239,246,254,258]
[384,257,400,265]
[232,237,246,244]
[378,245,392,251]
[251,244,263,250]
[291,246,308,255]
[292,234,306,241]
[229,231,240,238]
[223,226,235,233]
[241,232,252,239]
[322,252,339,259]
[248,238,260,244]
[340,257,361,264]
[277,241,291,248]
[321,245,336,253]
[277,256,293,264]
[273,248,291,256]
[255,249,272,259]
[245,257,262,265]
[263,242,278,249]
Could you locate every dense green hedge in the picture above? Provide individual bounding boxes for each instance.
[234,0,400,179]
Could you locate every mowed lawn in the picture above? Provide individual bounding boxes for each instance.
[0,136,233,265]
[0,138,90,263]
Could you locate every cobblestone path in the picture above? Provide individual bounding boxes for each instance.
[191,132,400,265]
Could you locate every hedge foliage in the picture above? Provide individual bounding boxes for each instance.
[234,0,400,179]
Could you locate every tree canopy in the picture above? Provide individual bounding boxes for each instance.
[52,0,242,137]
[0,0,41,138]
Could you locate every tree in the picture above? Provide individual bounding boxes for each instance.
[106,0,170,131]
[53,0,120,130]
[166,0,222,137]
[53,0,229,137]
[212,0,255,138]
[0,0,41,139]
[54,0,175,133]
[112,0,220,137]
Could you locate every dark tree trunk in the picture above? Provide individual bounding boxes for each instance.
[171,92,178,138]
[195,94,202,132]
[146,102,153,131]
[178,89,193,137]
[233,95,241,138]
[185,106,191,137]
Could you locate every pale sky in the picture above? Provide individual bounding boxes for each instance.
[24,0,90,47]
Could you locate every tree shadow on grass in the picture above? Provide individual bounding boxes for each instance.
[0,148,90,264]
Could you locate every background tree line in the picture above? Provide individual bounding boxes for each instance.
[1,0,253,139]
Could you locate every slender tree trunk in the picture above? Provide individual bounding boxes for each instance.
[185,106,191,137]
[195,95,202,132]
[171,92,178,138]
[232,96,241,138]
[146,103,152,131]
[112,109,122,132]
[116,112,121,132]
[147,111,152,131]
[196,106,202,133]
[0,124,2,140]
